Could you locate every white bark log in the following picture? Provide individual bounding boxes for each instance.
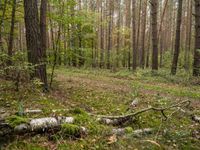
[112,128,154,136]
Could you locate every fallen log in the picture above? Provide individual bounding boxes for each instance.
[0,116,87,138]
[112,127,154,136]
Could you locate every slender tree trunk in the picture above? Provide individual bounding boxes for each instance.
[193,0,200,76]
[151,0,159,71]
[140,0,147,69]
[107,0,113,69]
[158,0,168,68]
[171,0,183,75]
[100,0,104,68]
[116,0,121,68]
[136,0,142,67]
[0,0,8,51]
[125,0,131,70]
[132,0,137,71]
[7,0,16,65]
[146,29,151,68]
[184,0,192,71]
[40,0,48,90]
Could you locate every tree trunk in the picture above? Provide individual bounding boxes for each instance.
[7,0,16,65]
[184,0,192,71]
[193,0,200,76]
[125,0,131,70]
[136,0,142,67]
[171,0,183,75]
[116,0,121,68]
[151,0,159,71]
[140,0,147,69]
[100,0,104,68]
[132,0,137,71]
[107,0,113,69]
[24,0,48,90]
[0,0,8,51]
[40,0,48,90]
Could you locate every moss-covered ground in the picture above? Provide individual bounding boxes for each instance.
[0,68,200,149]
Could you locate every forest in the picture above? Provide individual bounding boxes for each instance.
[0,0,200,149]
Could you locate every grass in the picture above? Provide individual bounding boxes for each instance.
[1,67,200,149]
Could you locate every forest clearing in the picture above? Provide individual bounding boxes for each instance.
[1,68,200,149]
[0,0,200,149]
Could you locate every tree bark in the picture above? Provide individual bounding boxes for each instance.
[107,0,113,69]
[24,0,48,90]
[0,0,8,52]
[132,0,137,71]
[151,0,159,71]
[40,0,48,90]
[7,0,16,65]
[140,0,147,69]
[171,0,183,75]
[193,0,200,76]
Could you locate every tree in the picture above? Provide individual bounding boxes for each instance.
[193,0,200,76]
[140,0,147,69]
[24,0,48,90]
[171,0,183,75]
[151,0,159,71]
[99,0,104,68]
[116,0,121,68]
[132,0,137,71]
[107,0,114,69]
[0,0,8,51]
[40,0,48,90]
[7,0,16,65]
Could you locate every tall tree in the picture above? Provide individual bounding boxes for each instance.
[193,0,200,76]
[125,0,131,69]
[7,0,17,65]
[184,0,192,71]
[171,0,183,75]
[107,0,113,69]
[40,0,48,90]
[24,0,48,90]
[136,0,142,66]
[100,0,104,68]
[0,0,8,51]
[132,0,137,71]
[140,0,147,68]
[116,0,121,68]
[151,0,159,70]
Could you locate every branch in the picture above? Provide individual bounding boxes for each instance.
[97,100,190,120]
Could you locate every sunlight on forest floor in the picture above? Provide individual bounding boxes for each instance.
[1,68,200,149]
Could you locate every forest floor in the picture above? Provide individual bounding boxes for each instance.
[1,68,200,150]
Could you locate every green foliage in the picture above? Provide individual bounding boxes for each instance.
[6,141,46,150]
[6,115,28,128]
[61,124,80,137]
[70,107,87,115]
[125,127,134,134]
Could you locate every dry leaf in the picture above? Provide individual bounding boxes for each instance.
[142,140,161,148]
[107,134,117,144]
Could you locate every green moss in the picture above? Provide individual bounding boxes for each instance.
[6,115,28,128]
[125,127,134,134]
[61,124,80,137]
[70,108,87,115]
[74,114,90,125]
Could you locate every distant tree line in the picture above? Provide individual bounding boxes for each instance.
[0,0,200,89]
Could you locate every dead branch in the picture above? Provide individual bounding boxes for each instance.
[97,100,190,125]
